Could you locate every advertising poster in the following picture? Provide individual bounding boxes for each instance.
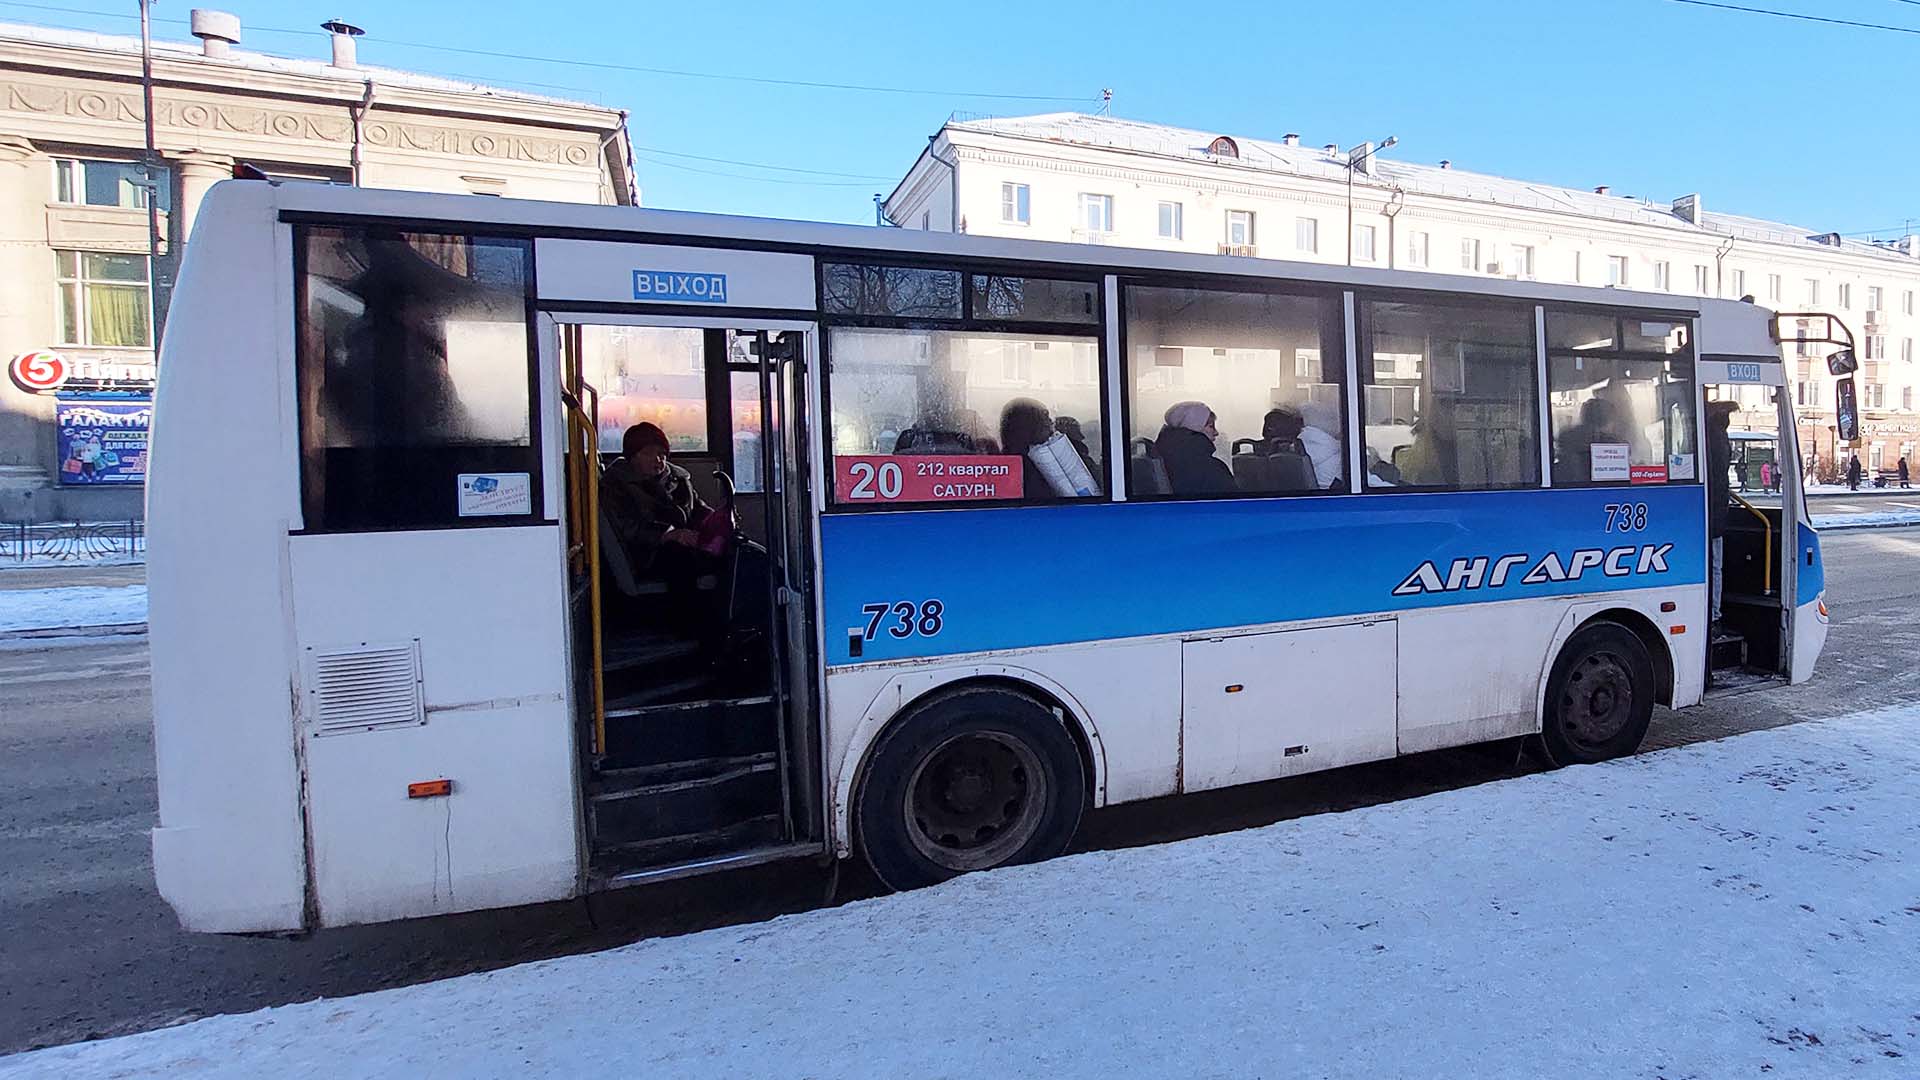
[55,395,151,486]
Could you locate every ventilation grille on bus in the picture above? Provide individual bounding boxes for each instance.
[305,641,425,737]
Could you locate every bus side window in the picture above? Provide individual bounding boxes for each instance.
[1544,310,1696,487]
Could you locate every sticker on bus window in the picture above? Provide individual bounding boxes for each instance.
[835,455,1024,504]
[456,472,533,517]
[1668,453,1696,480]
[1630,464,1668,484]
[1590,443,1630,482]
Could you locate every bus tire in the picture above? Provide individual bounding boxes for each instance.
[1535,621,1656,768]
[855,686,1086,892]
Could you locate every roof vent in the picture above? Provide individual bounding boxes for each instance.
[1811,232,1842,246]
[1594,185,1610,195]
[1438,159,1451,170]
[1281,133,1300,147]
[320,18,364,69]
[189,9,240,57]
[1322,143,1339,154]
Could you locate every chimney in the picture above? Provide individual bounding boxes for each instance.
[1438,160,1451,170]
[1282,133,1300,147]
[321,19,364,68]
[189,9,240,57]
[1594,185,1610,196]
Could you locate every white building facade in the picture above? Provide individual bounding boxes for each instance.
[886,113,1920,481]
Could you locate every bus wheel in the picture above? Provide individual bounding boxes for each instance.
[1536,621,1655,767]
[856,686,1086,892]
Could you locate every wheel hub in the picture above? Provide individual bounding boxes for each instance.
[904,730,1049,872]
[1560,651,1633,751]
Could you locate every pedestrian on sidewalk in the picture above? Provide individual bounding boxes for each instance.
[1735,457,1749,492]
[1901,457,1911,489]
[1759,460,1774,494]
[1847,453,1863,491]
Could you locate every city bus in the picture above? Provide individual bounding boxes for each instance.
[147,180,1827,932]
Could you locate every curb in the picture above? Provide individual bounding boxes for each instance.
[0,622,148,642]
[1810,519,1920,533]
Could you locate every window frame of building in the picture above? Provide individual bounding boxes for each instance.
[1867,383,1885,410]
[54,250,153,349]
[1407,231,1430,268]
[1292,215,1315,254]
[1354,224,1377,262]
[1607,255,1629,287]
[1729,268,1746,299]
[1838,282,1852,309]
[1906,386,1915,412]
[1653,261,1670,292]
[1693,264,1710,295]
[1906,290,1915,317]
[1226,210,1257,249]
[1000,182,1030,226]
[1865,334,1886,360]
[1768,274,1783,303]
[1868,285,1883,312]
[1122,282,1350,500]
[1078,193,1114,235]
[1904,337,1914,364]
[52,156,170,212]
[820,262,1108,512]
[1157,200,1183,240]
[1508,244,1535,279]
[1358,295,1542,492]
[1460,238,1482,273]
[1804,278,1820,306]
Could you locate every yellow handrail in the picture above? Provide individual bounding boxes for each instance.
[566,399,607,756]
[1730,492,1773,596]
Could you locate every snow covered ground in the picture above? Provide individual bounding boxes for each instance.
[1814,508,1920,531]
[7,708,1919,1079]
[0,585,146,634]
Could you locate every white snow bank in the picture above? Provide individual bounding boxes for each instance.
[1814,508,1920,530]
[8,710,1920,1079]
[0,585,146,633]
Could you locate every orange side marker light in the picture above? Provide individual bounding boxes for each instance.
[408,779,453,799]
[1668,625,1686,636]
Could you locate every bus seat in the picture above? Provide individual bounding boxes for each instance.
[1130,438,1171,495]
[1232,451,1276,491]
[894,428,977,454]
[598,510,667,598]
[1268,449,1317,492]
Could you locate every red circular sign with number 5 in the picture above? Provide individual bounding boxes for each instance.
[8,351,68,392]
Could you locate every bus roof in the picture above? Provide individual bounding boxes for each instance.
[251,179,1721,317]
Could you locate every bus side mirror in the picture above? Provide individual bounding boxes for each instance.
[1826,349,1857,376]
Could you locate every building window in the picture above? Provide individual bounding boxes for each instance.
[1867,383,1885,409]
[1508,244,1535,278]
[1361,299,1539,490]
[1079,193,1114,234]
[1571,251,1583,284]
[1000,182,1030,225]
[1905,337,1914,364]
[920,211,930,230]
[1461,238,1482,272]
[1694,265,1711,295]
[1292,216,1316,253]
[1804,278,1820,305]
[54,250,151,348]
[1768,274,1783,302]
[1607,255,1629,286]
[1653,261,1670,291]
[1124,286,1348,496]
[1729,268,1746,298]
[1906,290,1915,316]
[1227,210,1257,248]
[1158,201,1183,240]
[1838,283,1852,309]
[1796,381,1807,406]
[1906,387,1914,411]
[1868,285,1883,312]
[1354,224,1377,262]
[1866,334,1885,360]
[53,157,170,211]
[1545,310,1695,487]
[1407,231,1430,267]
[295,226,538,532]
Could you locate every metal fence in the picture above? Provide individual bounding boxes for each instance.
[0,520,146,564]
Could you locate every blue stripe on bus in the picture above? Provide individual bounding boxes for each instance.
[819,485,1707,666]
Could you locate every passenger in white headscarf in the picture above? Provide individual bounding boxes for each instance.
[1296,399,1345,490]
[1152,400,1235,494]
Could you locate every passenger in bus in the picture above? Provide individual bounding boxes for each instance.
[1154,401,1235,495]
[601,421,718,583]
[1297,400,1346,490]
[1257,407,1308,457]
[1001,399,1100,498]
[1397,400,1460,487]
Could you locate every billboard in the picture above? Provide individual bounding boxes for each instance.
[55,395,151,486]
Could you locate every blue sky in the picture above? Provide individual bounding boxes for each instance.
[14,0,1917,235]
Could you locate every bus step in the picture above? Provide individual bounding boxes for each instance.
[591,814,787,871]
[600,695,778,771]
[601,634,703,675]
[589,758,782,848]
[592,755,778,802]
[1709,631,1748,671]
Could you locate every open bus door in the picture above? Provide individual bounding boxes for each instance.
[1697,308,1830,694]
[548,316,823,888]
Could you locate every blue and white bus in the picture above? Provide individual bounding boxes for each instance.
[147,180,1826,931]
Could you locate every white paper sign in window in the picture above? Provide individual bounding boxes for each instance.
[1590,443,1631,482]
[456,472,533,517]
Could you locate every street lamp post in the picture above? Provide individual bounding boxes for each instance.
[1344,135,1397,268]
[139,0,162,348]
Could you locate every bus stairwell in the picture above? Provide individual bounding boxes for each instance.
[560,324,815,885]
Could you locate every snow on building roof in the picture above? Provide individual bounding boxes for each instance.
[0,20,618,117]
[947,112,1910,263]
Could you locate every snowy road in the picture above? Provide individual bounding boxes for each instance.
[7,705,1920,1079]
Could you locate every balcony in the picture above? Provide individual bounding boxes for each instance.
[1217,243,1258,257]
[1070,228,1112,246]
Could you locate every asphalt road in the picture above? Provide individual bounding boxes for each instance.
[4,530,1918,1056]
